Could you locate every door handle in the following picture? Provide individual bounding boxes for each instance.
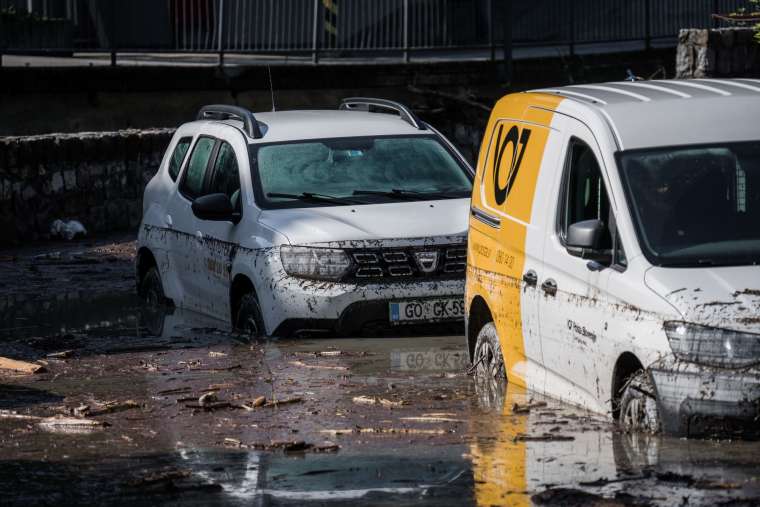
[522,270,538,287]
[195,231,204,241]
[165,214,173,229]
[541,278,558,297]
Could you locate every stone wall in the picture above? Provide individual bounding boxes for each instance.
[0,129,174,245]
[677,28,760,78]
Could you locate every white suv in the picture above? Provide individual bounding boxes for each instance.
[136,99,473,337]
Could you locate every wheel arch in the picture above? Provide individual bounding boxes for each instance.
[611,351,645,419]
[229,273,256,325]
[136,247,158,295]
[467,295,494,362]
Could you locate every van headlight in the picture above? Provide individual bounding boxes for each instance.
[664,321,760,368]
[280,246,351,281]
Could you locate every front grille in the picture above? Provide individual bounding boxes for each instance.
[344,243,466,282]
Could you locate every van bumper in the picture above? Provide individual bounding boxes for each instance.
[649,358,760,438]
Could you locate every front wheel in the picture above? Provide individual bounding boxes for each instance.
[472,322,507,411]
[618,370,660,434]
[139,266,165,307]
[235,293,266,339]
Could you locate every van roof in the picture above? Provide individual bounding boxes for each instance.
[530,79,760,151]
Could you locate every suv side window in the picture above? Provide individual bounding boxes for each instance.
[180,137,216,199]
[168,137,192,181]
[208,142,242,210]
[560,139,612,250]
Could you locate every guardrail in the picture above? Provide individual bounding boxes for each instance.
[0,0,750,65]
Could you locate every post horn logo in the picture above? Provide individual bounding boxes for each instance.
[492,124,532,206]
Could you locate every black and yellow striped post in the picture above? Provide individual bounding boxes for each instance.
[323,0,338,49]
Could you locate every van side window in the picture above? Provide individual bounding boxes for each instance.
[208,142,242,211]
[168,137,192,182]
[560,140,612,250]
[180,137,216,199]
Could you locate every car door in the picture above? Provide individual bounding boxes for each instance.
[166,135,218,310]
[539,119,614,412]
[194,137,247,321]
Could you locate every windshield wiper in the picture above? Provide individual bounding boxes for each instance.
[353,188,464,200]
[266,192,362,205]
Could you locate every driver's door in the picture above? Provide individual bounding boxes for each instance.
[539,120,613,412]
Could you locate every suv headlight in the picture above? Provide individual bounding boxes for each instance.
[280,246,351,281]
[664,321,760,368]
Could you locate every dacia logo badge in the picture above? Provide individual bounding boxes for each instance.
[414,251,439,273]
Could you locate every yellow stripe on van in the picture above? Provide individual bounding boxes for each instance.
[467,93,564,387]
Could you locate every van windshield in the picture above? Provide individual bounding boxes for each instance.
[250,135,472,209]
[619,141,760,267]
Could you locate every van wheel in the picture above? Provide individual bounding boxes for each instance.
[619,370,660,434]
[235,293,266,339]
[472,322,507,410]
[140,267,165,307]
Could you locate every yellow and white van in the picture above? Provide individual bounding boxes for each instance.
[465,79,760,437]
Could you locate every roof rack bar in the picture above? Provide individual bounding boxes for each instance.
[339,97,426,130]
[196,104,263,139]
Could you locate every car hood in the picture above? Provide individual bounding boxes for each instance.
[258,198,470,246]
[645,266,760,333]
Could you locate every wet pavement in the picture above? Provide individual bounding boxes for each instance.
[2,236,760,506]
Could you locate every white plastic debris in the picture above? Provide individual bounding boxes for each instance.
[50,219,87,240]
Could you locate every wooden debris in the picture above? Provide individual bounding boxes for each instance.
[352,396,406,408]
[46,350,73,359]
[37,416,109,434]
[251,396,266,407]
[0,356,45,374]
[208,351,228,358]
[263,397,302,408]
[89,400,140,417]
[224,437,242,447]
[320,427,448,436]
[0,410,43,421]
[400,416,462,423]
[289,360,348,371]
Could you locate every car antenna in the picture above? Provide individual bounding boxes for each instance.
[267,65,276,112]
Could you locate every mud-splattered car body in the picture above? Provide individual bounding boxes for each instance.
[464,79,760,437]
[137,101,474,337]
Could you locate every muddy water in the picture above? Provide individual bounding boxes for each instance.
[2,291,760,505]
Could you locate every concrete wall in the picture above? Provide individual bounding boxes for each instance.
[0,129,173,244]
[677,28,760,78]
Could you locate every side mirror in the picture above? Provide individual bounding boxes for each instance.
[566,219,610,262]
[191,193,240,223]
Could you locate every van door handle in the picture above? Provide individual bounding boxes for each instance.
[165,214,173,229]
[195,231,204,241]
[541,279,558,297]
[522,270,538,287]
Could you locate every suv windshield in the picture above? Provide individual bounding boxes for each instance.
[619,141,760,267]
[251,135,472,208]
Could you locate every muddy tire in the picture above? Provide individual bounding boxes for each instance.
[235,293,266,339]
[472,322,507,411]
[139,266,166,307]
[618,370,660,434]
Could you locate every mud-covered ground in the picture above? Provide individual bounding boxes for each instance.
[2,236,760,506]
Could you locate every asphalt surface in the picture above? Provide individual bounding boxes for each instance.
[2,234,760,506]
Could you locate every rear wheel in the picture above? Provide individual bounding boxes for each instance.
[618,370,660,434]
[139,266,165,307]
[472,322,507,411]
[235,293,266,339]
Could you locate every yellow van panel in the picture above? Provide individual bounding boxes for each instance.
[468,93,563,387]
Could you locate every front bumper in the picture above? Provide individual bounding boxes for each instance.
[650,357,760,438]
[260,275,465,337]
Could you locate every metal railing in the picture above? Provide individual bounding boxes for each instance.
[0,0,751,64]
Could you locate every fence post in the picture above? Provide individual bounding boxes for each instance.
[403,0,409,63]
[218,0,225,67]
[503,0,512,85]
[312,0,320,64]
[488,0,495,61]
[712,0,720,28]
[644,0,651,51]
[569,1,575,57]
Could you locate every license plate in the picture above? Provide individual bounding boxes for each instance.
[389,298,464,323]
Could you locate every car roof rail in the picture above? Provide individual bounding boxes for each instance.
[196,104,264,139]
[339,97,426,130]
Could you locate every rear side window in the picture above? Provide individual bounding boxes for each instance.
[180,137,216,199]
[167,137,192,181]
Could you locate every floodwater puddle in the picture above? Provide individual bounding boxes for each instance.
[1,293,760,505]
